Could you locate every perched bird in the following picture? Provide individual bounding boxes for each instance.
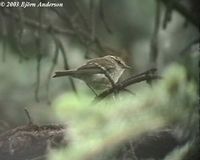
[53,55,131,93]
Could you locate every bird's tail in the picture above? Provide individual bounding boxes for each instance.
[52,70,76,78]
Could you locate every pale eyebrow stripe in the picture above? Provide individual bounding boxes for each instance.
[109,56,118,61]
[110,56,124,65]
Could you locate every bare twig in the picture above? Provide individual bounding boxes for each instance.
[35,9,43,102]
[160,0,199,28]
[16,7,25,37]
[90,0,96,41]
[70,1,104,53]
[71,0,90,31]
[24,108,33,125]
[35,55,42,102]
[99,0,112,33]
[55,37,78,95]
[150,0,161,64]
[179,37,200,55]
[50,8,88,47]
[46,32,60,104]
[0,11,7,62]
[2,9,75,36]
[7,9,28,61]
[162,0,173,29]
[51,6,104,55]
[14,8,30,60]
[92,68,160,103]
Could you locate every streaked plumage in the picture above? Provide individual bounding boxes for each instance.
[53,55,130,92]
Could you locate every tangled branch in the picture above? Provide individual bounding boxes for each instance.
[93,68,161,103]
[1,9,75,36]
[150,0,161,64]
[160,0,199,28]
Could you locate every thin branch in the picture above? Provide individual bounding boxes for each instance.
[51,6,104,55]
[50,8,88,47]
[162,0,173,29]
[16,7,25,36]
[14,8,30,60]
[46,32,60,104]
[55,37,78,95]
[159,0,199,28]
[90,0,96,41]
[15,35,29,60]
[71,0,90,31]
[2,9,75,36]
[35,55,42,102]
[50,7,100,59]
[3,7,103,56]
[6,9,28,61]
[69,1,104,53]
[150,0,161,64]
[179,37,200,55]
[92,68,160,104]
[99,0,112,33]
[24,108,33,125]
[1,36,7,62]
[0,11,7,62]
[35,9,43,102]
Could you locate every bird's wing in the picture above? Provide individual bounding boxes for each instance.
[77,58,115,74]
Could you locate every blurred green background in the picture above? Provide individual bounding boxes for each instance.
[0,0,199,159]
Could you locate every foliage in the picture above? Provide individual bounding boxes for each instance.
[49,64,197,160]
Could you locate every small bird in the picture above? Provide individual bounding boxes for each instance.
[53,55,131,93]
